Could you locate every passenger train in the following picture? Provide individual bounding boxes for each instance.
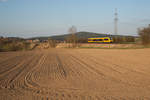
[88,37,113,43]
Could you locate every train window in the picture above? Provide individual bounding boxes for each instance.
[104,39,109,41]
[93,39,97,41]
[98,39,103,41]
[93,39,103,41]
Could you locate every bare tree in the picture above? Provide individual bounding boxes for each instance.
[68,26,77,34]
[138,24,150,45]
[48,38,57,48]
[66,26,79,48]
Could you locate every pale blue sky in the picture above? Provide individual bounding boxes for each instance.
[0,0,150,38]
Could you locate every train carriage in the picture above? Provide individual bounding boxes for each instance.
[88,37,113,43]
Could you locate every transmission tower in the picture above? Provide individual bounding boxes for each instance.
[114,8,118,35]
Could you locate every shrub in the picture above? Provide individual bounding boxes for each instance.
[113,36,124,43]
[22,42,31,50]
[138,25,150,45]
[48,38,57,48]
[66,34,80,48]
[78,38,88,43]
[0,39,31,52]
[0,43,22,51]
[112,36,135,43]
[65,26,80,48]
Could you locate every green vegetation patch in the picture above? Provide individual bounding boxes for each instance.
[79,46,148,50]
[0,38,31,52]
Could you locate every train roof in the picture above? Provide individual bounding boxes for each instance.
[88,37,111,39]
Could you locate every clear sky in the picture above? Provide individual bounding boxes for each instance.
[0,0,150,38]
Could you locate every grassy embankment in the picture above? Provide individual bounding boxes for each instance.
[0,38,37,52]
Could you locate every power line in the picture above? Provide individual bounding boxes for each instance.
[114,8,118,35]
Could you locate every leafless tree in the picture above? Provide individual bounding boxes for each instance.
[138,24,150,45]
[66,26,79,48]
[48,38,57,48]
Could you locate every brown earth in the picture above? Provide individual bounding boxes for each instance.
[56,43,143,49]
[0,48,150,100]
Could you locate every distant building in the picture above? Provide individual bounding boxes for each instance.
[26,40,33,43]
[33,39,40,43]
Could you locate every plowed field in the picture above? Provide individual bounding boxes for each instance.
[0,48,150,100]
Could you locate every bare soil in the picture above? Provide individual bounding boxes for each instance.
[0,48,150,100]
[56,43,143,49]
